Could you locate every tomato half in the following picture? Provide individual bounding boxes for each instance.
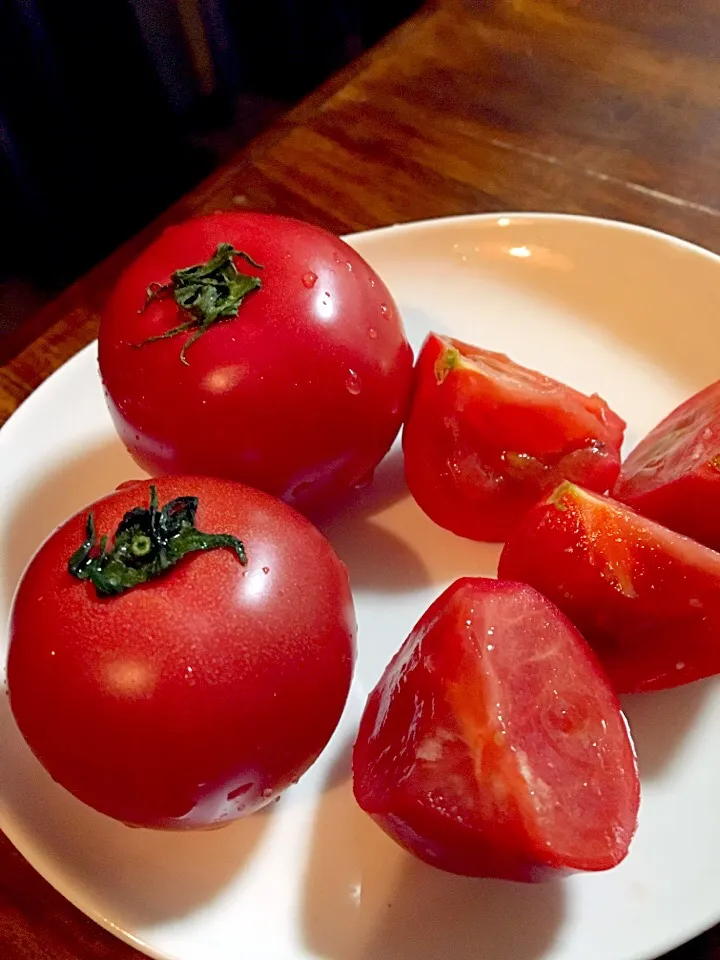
[353,578,639,881]
[613,380,720,551]
[499,482,720,693]
[8,477,356,829]
[99,213,414,513]
[402,334,626,542]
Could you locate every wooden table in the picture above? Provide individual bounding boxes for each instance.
[2,0,720,956]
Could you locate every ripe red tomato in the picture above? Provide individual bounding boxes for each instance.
[403,333,626,542]
[8,477,356,829]
[353,578,639,881]
[499,482,720,693]
[613,380,720,551]
[98,213,413,513]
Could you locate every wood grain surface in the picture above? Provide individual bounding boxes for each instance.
[2,0,720,956]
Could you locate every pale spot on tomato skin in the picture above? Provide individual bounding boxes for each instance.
[202,365,247,395]
[103,659,157,699]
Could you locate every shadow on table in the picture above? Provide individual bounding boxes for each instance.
[0,689,272,926]
[301,745,566,960]
[0,437,140,610]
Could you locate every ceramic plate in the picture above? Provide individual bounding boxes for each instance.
[1,213,720,960]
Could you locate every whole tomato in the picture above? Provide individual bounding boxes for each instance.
[7,477,356,829]
[98,213,413,512]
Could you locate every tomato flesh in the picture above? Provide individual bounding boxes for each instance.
[402,333,625,542]
[8,477,356,829]
[353,578,639,880]
[99,213,414,513]
[499,482,720,693]
[613,380,720,551]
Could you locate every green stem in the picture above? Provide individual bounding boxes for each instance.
[135,243,263,365]
[68,485,248,597]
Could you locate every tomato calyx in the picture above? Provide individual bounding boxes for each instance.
[135,243,263,365]
[434,345,462,383]
[68,485,248,597]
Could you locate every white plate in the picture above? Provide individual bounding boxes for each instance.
[1,213,720,960]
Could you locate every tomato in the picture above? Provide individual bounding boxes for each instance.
[352,578,639,881]
[7,477,356,829]
[98,213,413,513]
[613,380,720,551]
[499,482,720,693]
[402,333,626,542]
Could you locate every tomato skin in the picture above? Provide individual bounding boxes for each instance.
[8,477,356,829]
[403,334,625,542]
[613,380,720,552]
[98,213,413,513]
[499,483,720,693]
[352,578,639,881]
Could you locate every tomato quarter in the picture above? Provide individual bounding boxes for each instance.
[8,477,356,829]
[99,213,414,512]
[499,482,720,693]
[353,578,639,881]
[614,380,720,551]
[403,334,625,542]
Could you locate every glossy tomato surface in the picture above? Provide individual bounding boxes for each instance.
[403,333,625,542]
[499,482,720,693]
[8,477,356,829]
[99,213,413,512]
[613,380,720,551]
[353,578,639,881]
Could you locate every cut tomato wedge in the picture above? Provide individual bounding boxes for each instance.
[352,578,639,881]
[402,333,626,542]
[613,380,720,552]
[500,482,720,693]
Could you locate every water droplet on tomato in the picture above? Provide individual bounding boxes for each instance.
[262,788,273,799]
[380,303,390,318]
[369,277,375,288]
[345,371,362,395]
[345,261,353,271]
[368,327,378,339]
[302,271,318,288]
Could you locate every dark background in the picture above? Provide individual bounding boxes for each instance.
[0,0,420,330]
